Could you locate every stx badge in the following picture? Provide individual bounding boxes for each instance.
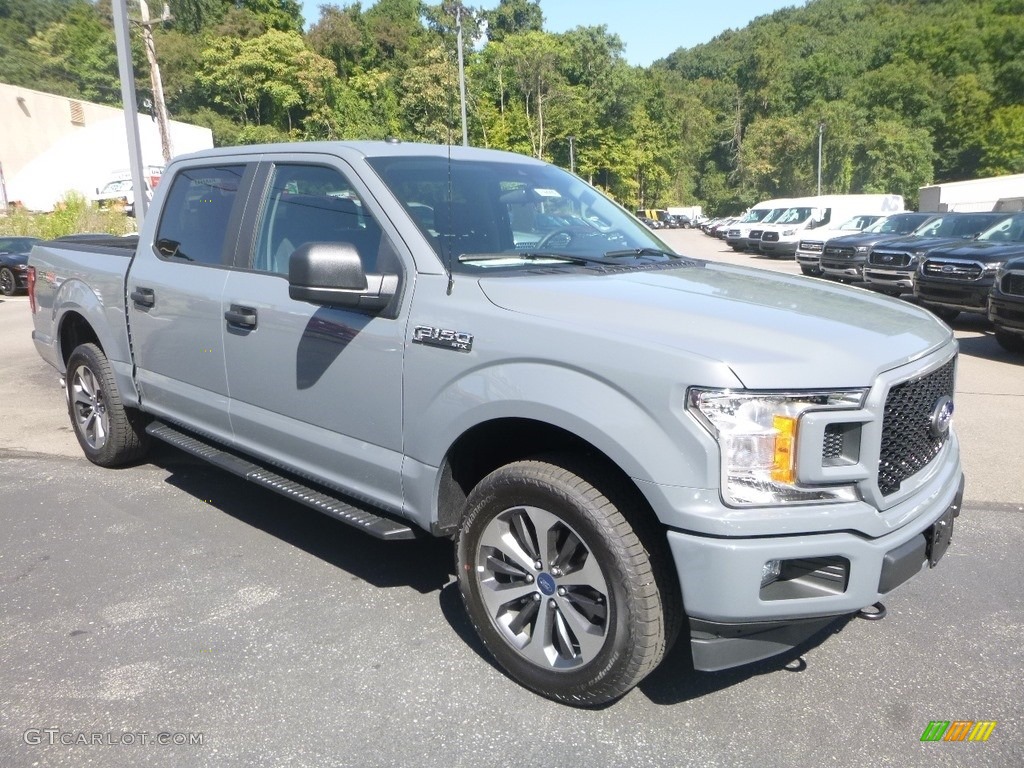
[412,325,474,352]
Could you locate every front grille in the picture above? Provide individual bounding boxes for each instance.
[824,246,856,259]
[878,358,955,496]
[869,249,912,267]
[1000,271,1024,297]
[922,259,984,281]
[748,229,763,240]
[727,229,740,238]
[799,241,823,252]
[762,231,779,242]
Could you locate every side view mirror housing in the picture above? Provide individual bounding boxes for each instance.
[288,242,397,313]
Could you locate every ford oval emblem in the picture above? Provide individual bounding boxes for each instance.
[942,264,954,273]
[929,396,954,438]
[536,572,557,596]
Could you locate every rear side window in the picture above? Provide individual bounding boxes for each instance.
[154,166,245,266]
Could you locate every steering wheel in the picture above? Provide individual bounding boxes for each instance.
[535,227,578,250]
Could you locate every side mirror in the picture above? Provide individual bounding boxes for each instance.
[288,242,396,313]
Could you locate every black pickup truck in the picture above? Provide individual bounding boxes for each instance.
[915,212,1024,323]
[818,212,937,282]
[988,253,1024,354]
[861,212,1008,296]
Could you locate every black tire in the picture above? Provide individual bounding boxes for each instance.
[66,343,150,467]
[0,266,16,296]
[799,265,821,277]
[456,456,678,706]
[927,306,960,324]
[994,329,1024,355]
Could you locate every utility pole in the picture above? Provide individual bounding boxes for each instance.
[137,1,173,164]
[816,122,824,197]
[111,0,148,226]
[455,3,468,146]
[567,135,575,174]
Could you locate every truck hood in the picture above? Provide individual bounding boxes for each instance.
[478,262,953,390]
[826,232,905,248]
[922,241,1024,262]
[871,235,982,253]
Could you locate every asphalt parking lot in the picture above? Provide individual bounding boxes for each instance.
[0,234,1021,767]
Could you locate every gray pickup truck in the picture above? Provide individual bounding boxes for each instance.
[29,141,964,706]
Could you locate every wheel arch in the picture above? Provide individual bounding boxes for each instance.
[433,416,659,540]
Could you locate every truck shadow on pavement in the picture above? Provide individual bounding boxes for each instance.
[149,442,455,596]
[148,441,855,707]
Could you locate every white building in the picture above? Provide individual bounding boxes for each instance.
[1,82,213,211]
[918,173,1024,213]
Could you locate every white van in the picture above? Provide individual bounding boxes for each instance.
[757,194,905,258]
[724,198,793,252]
[91,166,164,215]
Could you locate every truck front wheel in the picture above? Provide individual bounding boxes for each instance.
[66,343,150,467]
[456,457,676,706]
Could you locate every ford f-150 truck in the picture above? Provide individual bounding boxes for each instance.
[28,141,965,706]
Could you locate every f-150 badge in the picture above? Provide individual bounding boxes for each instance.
[412,325,474,352]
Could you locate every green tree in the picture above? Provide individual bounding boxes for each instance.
[979,105,1024,175]
[484,0,542,43]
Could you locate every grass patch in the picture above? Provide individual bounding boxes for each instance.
[0,192,138,240]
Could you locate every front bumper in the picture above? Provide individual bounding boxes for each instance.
[663,441,963,670]
[758,240,798,257]
[863,266,914,289]
[916,278,993,313]
[989,293,1024,335]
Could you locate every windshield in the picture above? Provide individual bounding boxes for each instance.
[100,179,132,194]
[836,214,882,231]
[760,207,791,225]
[0,237,41,254]
[914,213,1009,238]
[976,213,1024,242]
[865,212,934,235]
[739,207,773,224]
[775,207,813,225]
[367,156,678,273]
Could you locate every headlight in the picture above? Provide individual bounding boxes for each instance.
[782,229,796,237]
[855,246,868,253]
[983,261,1004,275]
[687,388,866,507]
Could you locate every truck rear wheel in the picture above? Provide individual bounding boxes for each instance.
[456,456,676,706]
[66,343,150,467]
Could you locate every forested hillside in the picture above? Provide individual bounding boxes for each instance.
[2,0,1022,211]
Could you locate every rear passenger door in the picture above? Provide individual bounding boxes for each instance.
[221,158,408,513]
[128,163,250,443]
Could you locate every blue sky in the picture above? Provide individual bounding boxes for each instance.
[299,1,804,67]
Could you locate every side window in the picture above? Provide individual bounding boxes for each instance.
[154,165,244,266]
[253,164,394,276]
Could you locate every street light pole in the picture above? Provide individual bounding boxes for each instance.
[567,135,575,174]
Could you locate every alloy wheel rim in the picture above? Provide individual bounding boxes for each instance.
[70,365,109,450]
[474,505,610,671]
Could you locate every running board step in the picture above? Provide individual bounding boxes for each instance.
[146,420,416,540]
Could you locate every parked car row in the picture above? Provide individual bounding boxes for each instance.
[699,203,1024,356]
[806,210,1024,354]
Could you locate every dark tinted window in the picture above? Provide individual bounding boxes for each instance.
[154,166,245,265]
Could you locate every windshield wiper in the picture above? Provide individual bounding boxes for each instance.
[458,251,607,266]
[603,247,681,259]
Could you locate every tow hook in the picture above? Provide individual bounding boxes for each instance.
[857,602,887,621]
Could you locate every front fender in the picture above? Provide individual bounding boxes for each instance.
[405,360,720,492]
